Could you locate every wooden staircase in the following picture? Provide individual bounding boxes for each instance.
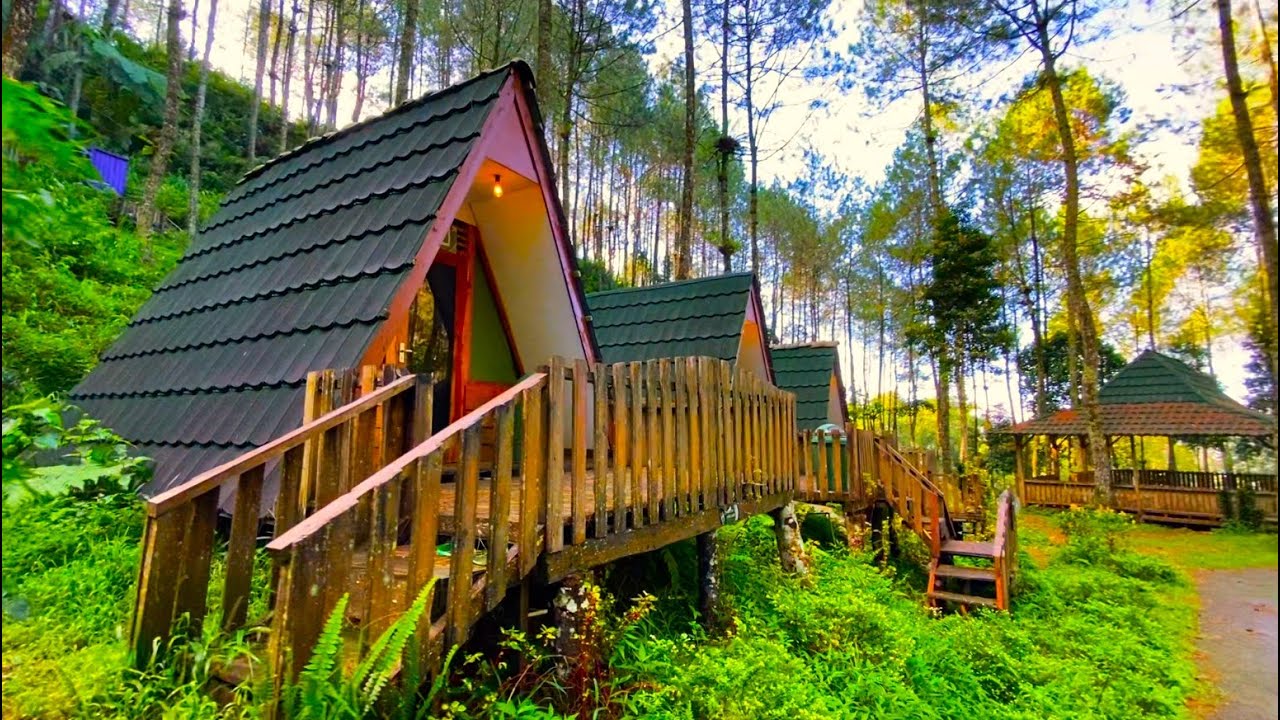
[875,439,1017,612]
[925,493,1016,611]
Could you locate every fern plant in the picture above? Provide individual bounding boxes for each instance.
[282,579,436,719]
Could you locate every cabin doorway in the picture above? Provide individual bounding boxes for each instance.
[405,221,520,441]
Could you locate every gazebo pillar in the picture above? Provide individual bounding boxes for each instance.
[1013,435,1026,500]
[1167,436,1177,472]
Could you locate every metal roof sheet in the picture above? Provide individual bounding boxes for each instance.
[586,273,756,365]
[772,343,846,430]
[70,65,514,495]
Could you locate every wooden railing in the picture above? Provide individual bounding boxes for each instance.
[1109,468,1276,493]
[1024,471,1278,525]
[263,356,799,689]
[795,425,877,504]
[538,356,798,582]
[130,368,429,666]
[265,372,547,685]
[875,438,951,555]
[991,490,1016,610]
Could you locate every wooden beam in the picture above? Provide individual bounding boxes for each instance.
[541,492,792,583]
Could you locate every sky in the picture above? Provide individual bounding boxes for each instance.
[142,0,1255,411]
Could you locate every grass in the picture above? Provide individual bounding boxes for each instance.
[5,479,1269,719]
[1020,508,1278,572]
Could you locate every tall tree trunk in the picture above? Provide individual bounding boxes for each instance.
[188,0,218,237]
[955,352,968,466]
[301,0,315,129]
[717,0,731,271]
[394,0,418,104]
[3,0,37,77]
[675,0,695,280]
[352,0,365,121]
[915,0,953,471]
[1218,0,1279,391]
[536,0,551,87]
[1036,19,1112,505]
[934,350,952,470]
[188,0,199,59]
[280,0,297,149]
[138,0,185,247]
[103,0,123,31]
[249,0,271,162]
[269,0,284,107]
[1254,0,1278,138]
[745,33,760,277]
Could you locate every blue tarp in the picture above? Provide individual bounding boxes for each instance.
[88,147,129,195]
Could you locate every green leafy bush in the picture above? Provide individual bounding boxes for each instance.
[2,77,189,405]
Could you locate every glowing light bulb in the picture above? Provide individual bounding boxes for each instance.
[493,174,504,198]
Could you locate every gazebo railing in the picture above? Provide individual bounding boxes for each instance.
[1070,469,1276,493]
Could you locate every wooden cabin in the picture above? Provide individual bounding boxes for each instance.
[585,272,773,382]
[69,62,596,495]
[771,342,848,431]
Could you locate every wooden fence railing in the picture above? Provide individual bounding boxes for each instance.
[1109,469,1276,493]
[130,368,428,666]
[264,356,799,690]
[1024,472,1279,525]
[992,490,1016,609]
[265,372,547,686]
[875,438,951,554]
[795,425,877,504]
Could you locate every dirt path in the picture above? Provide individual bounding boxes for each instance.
[1196,568,1278,720]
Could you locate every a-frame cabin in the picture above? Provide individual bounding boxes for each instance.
[585,272,773,382]
[71,61,596,495]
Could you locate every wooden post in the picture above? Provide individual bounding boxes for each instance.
[592,363,610,538]
[546,357,566,552]
[571,360,588,546]
[611,363,630,531]
[519,383,544,578]
[488,405,515,608]
[1013,436,1026,501]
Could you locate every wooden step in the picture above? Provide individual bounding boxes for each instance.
[927,589,998,609]
[933,564,997,582]
[940,540,995,558]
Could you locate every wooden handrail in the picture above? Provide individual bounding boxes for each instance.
[267,372,549,553]
[877,438,945,497]
[992,491,1011,559]
[148,373,419,516]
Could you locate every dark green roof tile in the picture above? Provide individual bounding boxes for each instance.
[586,274,755,365]
[70,65,518,495]
[772,343,847,430]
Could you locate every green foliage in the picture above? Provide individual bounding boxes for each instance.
[3,397,151,503]
[1,77,188,405]
[577,256,625,294]
[1054,506,1182,584]
[602,513,1196,719]
[1016,330,1127,412]
[282,581,436,720]
[911,206,1013,373]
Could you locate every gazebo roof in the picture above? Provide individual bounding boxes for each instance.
[1004,350,1276,438]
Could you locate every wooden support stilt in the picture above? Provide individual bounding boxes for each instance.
[770,501,809,577]
[696,531,718,629]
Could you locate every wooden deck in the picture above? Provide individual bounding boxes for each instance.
[130,357,992,701]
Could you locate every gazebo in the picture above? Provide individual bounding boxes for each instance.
[1003,349,1277,525]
